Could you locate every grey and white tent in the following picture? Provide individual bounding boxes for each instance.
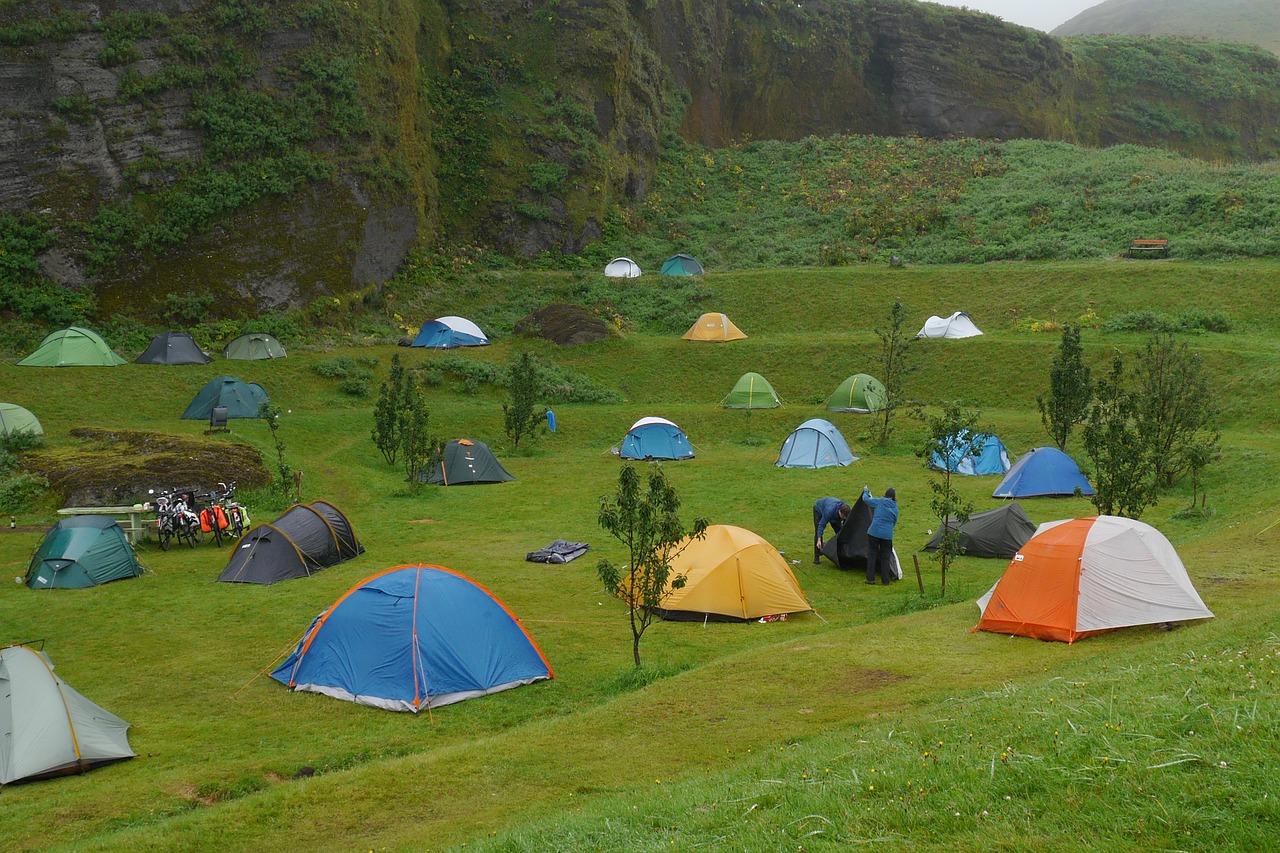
[917,311,982,339]
[0,645,135,784]
[922,502,1037,559]
[604,257,642,277]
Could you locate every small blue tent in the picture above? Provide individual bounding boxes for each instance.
[181,376,269,419]
[776,418,857,468]
[993,446,1095,498]
[411,316,489,348]
[619,417,694,461]
[271,565,553,712]
[929,431,1011,476]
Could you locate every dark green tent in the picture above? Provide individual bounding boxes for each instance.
[181,376,269,419]
[421,439,515,485]
[224,333,286,360]
[26,516,143,589]
[660,253,704,276]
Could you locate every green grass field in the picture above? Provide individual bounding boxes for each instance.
[1,260,1278,851]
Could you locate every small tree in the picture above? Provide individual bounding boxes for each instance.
[1132,332,1220,489]
[918,403,985,596]
[400,373,436,483]
[503,352,547,450]
[257,402,294,505]
[1082,357,1157,518]
[597,464,708,667]
[871,300,917,445]
[1036,324,1092,451]
[371,353,406,465]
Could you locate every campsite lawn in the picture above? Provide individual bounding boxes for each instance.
[1,260,1278,851]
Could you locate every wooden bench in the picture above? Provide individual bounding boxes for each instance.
[1127,238,1170,258]
[57,506,151,545]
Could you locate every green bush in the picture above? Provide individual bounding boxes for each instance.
[337,375,371,397]
[312,357,357,378]
[0,473,49,514]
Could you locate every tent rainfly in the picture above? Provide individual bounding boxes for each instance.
[18,327,125,367]
[218,500,363,584]
[618,417,694,461]
[0,402,43,436]
[412,316,489,348]
[993,446,1094,498]
[917,312,983,339]
[604,257,642,277]
[975,516,1214,643]
[929,430,1011,476]
[135,331,211,365]
[776,418,856,468]
[825,373,887,413]
[0,645,136,784]
[660,253,704,276]
[181,376,269,420]
[223,333,286,360]
[821,496,902,578]
[26,516,144,589]
[271,564,553,711]
[682,313,746,342]
[722,372,781,409]
[422,438,515,485]
[922,502,1037,559]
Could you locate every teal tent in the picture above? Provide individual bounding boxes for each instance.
[660,254,704,276]
[26,516,143,589]
[181,376,269,420]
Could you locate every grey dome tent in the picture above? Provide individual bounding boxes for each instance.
[821,496,901,577]
[181,376,269,420]
[218,500,363,584]
[26,516,143,589]
[421,439,515,485]
[922,502,1037,559]
[135,330,211,365]
[0,402,43,436]
[224,333,286,360]
[0,645,135,784]
[604,257,642,277]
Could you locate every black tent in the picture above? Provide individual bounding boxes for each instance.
[421,439,515,486]
[821,497,901,577]
[922,502,1036,559]
[217,500,363,584]
[135,331,211,365]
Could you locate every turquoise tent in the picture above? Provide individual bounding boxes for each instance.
[619,417,694,461]
[26,516,143,589]
[929,431,1011,476]
[776,419,857,468]
[181,376,269,420]
[660,254,704,276]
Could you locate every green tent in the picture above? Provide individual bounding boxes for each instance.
[0,403,43,436]
[421,439,515,485]
[660,253,704,276]
[26,516,143,589]
[826,373,887,413]
[224,333,286,360]
[17,327,125,367]
[181,376,270,419]
[722,372,781,409]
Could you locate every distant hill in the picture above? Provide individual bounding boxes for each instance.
[1053,0,1280,54]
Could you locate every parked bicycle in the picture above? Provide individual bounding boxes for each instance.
[216,482,248,541]
[148,488,201,550]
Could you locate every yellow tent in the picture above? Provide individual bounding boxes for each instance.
[643,525,812,621]
[681,313,747,342]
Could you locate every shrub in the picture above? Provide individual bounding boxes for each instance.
[338,373,372,397]
[312,357,357,378]
[0,472,49,513]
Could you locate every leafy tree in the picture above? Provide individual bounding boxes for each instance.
[503,352,547,450]
[399,373,436,483]
[597,464,708,667]
[917,403,985,596]
[1037,324,1092,451]
[1132,333,1220,489]
[371,353,406,465]
[871,300,916,444]
[1082,357,1157,519]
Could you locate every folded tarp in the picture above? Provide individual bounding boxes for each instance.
[526,540,590,564]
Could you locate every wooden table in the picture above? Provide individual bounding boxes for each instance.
[57,506,151,545]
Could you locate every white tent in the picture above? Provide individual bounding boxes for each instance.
[975,516,1214,643]
[0,645,135,784]
[917,311,983,339]
[604,257,642,278]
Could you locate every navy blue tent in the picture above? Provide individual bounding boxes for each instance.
[993,447,1095,498]
[271,565,553,712]
[776,418,857,468]
[411,316,489,348]
[929,430,1011,476]
[618,417,694,461]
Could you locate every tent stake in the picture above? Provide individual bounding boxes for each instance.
[913,553,924,595]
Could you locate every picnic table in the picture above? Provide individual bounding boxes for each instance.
[57,505,151,545]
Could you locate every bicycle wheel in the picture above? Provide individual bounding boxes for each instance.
[158,522,172,551]
[229,508,244,539]
[211,513,223,547]
[183,520,198,548]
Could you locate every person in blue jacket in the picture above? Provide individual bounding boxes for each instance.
[861,485,899,584]
[812,497,851,564]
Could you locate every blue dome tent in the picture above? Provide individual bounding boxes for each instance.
[993,446,1095,498]
[411,316,489,348]
[271,565,553,712]
[776,418,857,468]
[929,430,1011,476]
[618,417,694,461]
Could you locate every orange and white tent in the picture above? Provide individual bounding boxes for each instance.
[682,313,746,342]
[975,516,1213,643]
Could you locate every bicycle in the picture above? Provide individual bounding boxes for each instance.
[149,489,177,551]
[215,481,248,541]
[200,488,235,547]
[172,491,202,548]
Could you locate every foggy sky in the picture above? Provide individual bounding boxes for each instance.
[926,1,1101,33]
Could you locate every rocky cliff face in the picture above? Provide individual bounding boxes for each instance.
[2,0,1278,319]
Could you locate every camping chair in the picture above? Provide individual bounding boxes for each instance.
[208,405,230,434]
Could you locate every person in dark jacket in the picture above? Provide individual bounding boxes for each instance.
[812,497,851,564]
[861,486,899,584]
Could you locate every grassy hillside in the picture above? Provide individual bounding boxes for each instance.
[1054,0,1280,54]
[1,260,1278,850]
